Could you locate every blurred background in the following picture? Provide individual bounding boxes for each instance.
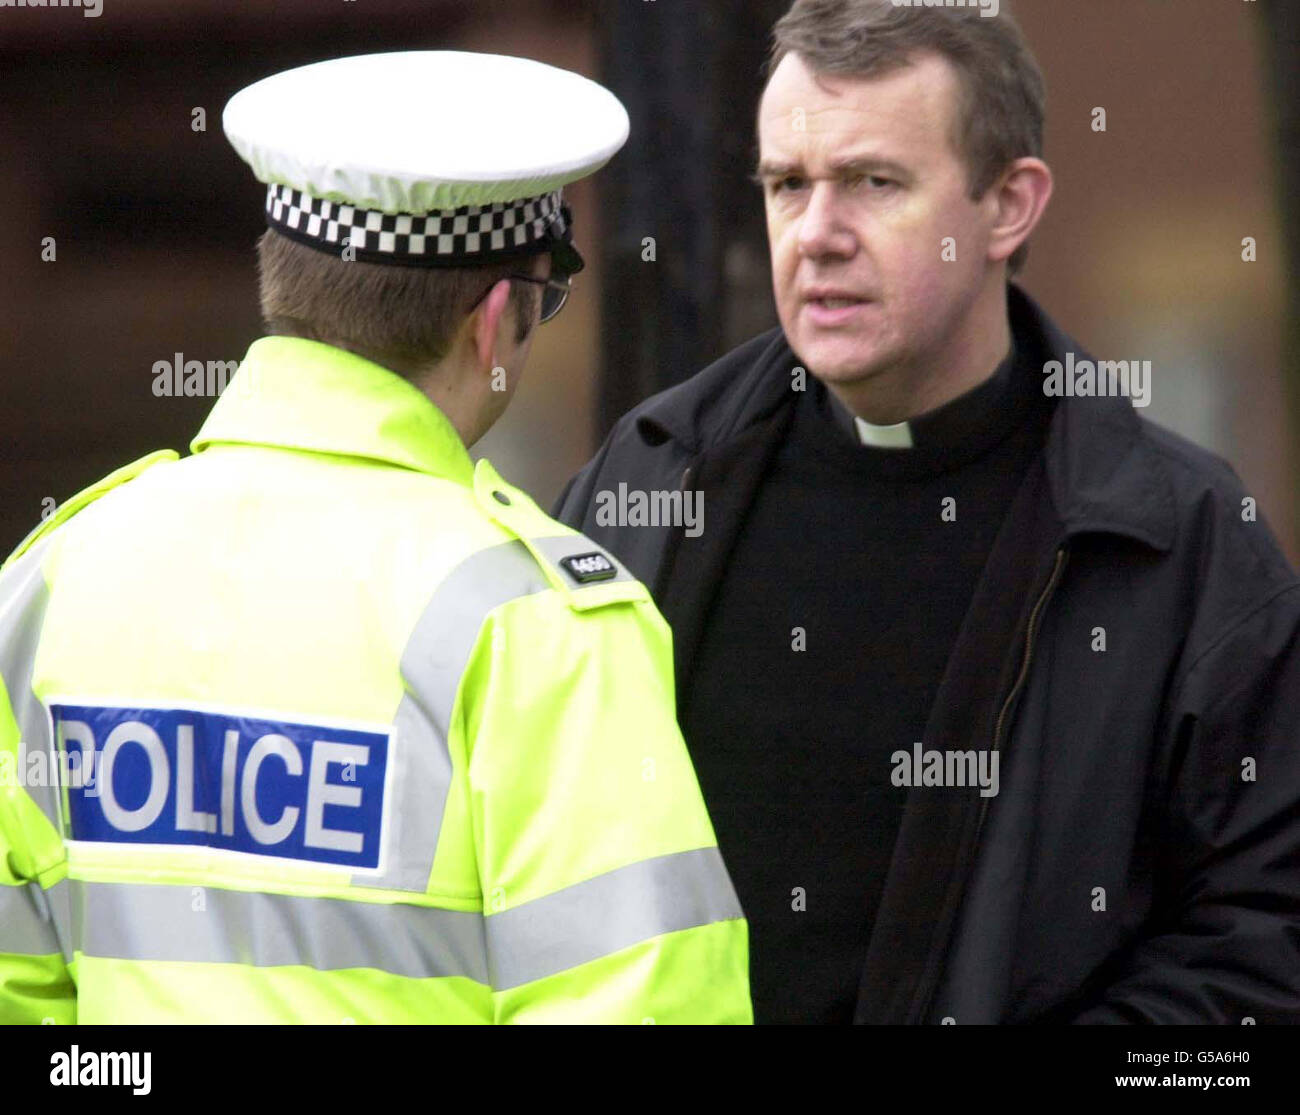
[2,0,1296,558]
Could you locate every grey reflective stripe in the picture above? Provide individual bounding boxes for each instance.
[71,880,489,982]
[66,848,741,990]
[0,536,61,834]
[531,534,638,587]
[1,539,77,966]
[357,539,549,891]
[47,877,75,964]
[0,881,64,958]
[485,846,744,991]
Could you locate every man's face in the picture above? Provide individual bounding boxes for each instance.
[758,51,995,393]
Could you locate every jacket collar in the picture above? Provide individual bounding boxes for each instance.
[636,284,1176,552]
[634,327,793,454]
[190,336,476,487]
[1009,285,1175,551]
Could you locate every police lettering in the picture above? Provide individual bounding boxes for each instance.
[50,703,389,869]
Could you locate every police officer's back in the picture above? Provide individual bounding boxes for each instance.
[0,52,751,1024]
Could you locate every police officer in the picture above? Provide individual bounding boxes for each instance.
[0,51,751,1024]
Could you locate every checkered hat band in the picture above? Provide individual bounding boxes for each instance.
[264,185,568,262]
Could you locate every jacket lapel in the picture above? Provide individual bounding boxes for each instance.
[852,288,1174,1022]
[853,456,1067,1022]
[656,404,795,714]
[648,331,801,708]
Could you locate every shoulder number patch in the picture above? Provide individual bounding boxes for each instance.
[559,551,617,584]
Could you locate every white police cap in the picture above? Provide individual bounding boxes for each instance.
[222,50,630,273]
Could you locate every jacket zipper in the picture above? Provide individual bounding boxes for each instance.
[915,544,1068,1023]
[980,545,1069,839]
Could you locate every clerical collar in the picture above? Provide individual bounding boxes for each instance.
[824,345,1019,453]
[853,415,915,449]
[795,342,1050,480]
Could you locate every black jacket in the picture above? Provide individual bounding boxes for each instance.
[556,285,1300,1023]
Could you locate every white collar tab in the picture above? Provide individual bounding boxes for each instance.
[853,416,915,449]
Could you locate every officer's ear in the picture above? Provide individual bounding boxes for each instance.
[471,278,514,376]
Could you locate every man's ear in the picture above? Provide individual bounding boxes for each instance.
[987,157,1053,268]
[471,278,513,375]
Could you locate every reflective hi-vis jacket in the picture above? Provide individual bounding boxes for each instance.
[0,337,751,1024]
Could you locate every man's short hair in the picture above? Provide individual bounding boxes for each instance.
[770,0,1045,274]
[256,229,545,377]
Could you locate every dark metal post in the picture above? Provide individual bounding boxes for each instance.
[596,0,788,441]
